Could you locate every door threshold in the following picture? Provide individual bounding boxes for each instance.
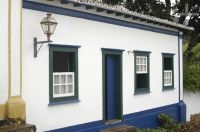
[105,119,121,125]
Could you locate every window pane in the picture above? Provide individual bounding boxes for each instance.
[54,75,60,84]
[67,74,73,83]
[136,74,148,88]
[169,72,172,77]
[144,65,147,72]
[54,85,60,95]
[136,66,139,72]
[164,57,173,70]
[136,57,139,64]
[61,75,66,83]
[61,85,67,94]
[138,65,141,72]
[143,58,146,64]
[67,85,73,93]
[140,58,143,64]
[140,65,143,72]
[53,52,75,72]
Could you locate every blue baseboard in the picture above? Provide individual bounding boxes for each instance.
[50,101,186,132]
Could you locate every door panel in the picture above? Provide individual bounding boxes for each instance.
[105,54,122,121]
[106,55,117,120]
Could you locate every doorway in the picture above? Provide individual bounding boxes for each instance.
[102,49,123,122]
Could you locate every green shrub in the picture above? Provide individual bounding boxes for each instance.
[157,113,180,131]
[184,61,200,93]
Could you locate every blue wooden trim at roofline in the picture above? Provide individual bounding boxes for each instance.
[48,102,186,132]
[23,0,179,36]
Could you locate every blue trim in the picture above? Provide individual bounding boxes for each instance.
[50,102,186,131]
[48,100,80,106]
[49,120,104,132]
[49,44,81,48]
[23,0,179,36]
[101,48,125,52]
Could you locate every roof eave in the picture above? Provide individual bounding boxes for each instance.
[59,0,194,31]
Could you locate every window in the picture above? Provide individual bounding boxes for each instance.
[134,51,151,94]
[163,53,174,90]
[136,56,147,74]
[49,45,80,103]
[53,72,74,98]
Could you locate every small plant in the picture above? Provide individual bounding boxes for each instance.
[157,113,180,131]
[157,114,171,128]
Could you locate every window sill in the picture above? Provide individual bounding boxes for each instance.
[48,99,80,106]
[162,87,175,91]
[134,90,151,95]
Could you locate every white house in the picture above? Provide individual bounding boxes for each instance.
[0,0,193,131]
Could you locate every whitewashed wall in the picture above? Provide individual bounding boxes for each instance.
[0,0,21,104]
[184,92,200,120]
[22,8,180,131]
[0,0,8,104]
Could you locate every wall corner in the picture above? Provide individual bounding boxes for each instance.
[178,101,186,123]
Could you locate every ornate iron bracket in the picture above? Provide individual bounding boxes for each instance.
[34,37,52,57]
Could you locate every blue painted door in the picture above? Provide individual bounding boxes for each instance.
[106,55,117,120]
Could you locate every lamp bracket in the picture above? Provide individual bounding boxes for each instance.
[34,37,52,57]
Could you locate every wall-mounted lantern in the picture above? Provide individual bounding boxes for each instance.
[34,13,57,57]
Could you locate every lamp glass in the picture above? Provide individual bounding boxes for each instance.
[40,13,57,40]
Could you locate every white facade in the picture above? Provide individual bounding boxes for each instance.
[22,8,181,131]
[0,0,22,104]
[0,0,9,104]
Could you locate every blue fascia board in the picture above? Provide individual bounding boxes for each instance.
[23,0,179,36]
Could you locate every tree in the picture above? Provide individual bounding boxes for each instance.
[165,0,171,19]
[125,0,170,20]
[173,0,200,60]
